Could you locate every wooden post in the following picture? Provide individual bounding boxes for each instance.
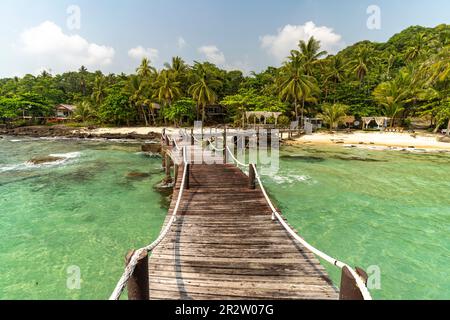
[125,250,149,300]
[249,164,256,190]
[174,164,179,184]
[165,135,170,146]
[223,127,227,164]
[165,154,172,183]
[185,164,190,189]
[191,128,194,146]
[339,266,368,300]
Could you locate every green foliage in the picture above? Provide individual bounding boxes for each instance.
[0,24,448,129]
[164,98,196,125]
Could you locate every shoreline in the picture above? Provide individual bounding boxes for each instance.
[2,125,450,152]
[287,131,450,152]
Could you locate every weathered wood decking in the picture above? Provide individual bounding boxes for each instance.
[148,144,339,300]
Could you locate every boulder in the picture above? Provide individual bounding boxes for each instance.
[126,171,151,179]
[29,156,64,165]
[142,143,161,153]
[438,136,450,143]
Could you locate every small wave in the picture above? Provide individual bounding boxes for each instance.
[0,152,82,173]
[271,173,313,185]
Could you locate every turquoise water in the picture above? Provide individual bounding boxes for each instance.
[1,138,449,300]
[264,145,450,300]
[0,137,166,300]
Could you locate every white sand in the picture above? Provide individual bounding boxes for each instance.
[290,131,450,151]
[76,126,450,151]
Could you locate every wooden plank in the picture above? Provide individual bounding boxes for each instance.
[146,141,338,300]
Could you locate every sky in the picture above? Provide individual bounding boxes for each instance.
[0,0,449,77]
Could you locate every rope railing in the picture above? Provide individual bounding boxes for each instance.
[109,146,189,300]
[249,163,372,300]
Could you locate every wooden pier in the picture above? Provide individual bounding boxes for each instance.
[110,129,371,301]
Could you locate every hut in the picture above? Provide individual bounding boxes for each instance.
[55,104,77,119]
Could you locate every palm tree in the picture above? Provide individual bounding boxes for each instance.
[153,70,182,123]
[75,100,94,122]
[323,56,348,102]
[79,66,88,96]
[350,46,374,83]
[91,75,106,106]
[278,63,319,121]
[188,63,222,122]
[125,75,151,126]
[164,56,188,74]
[319,103,348,132]
[405,33,428,62]
[297,37,328,76]
[136,58,156,80]
[373,80,410,127]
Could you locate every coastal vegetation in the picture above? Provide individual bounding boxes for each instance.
[0,24,449,133]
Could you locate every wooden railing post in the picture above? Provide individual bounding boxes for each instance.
[191,128,194,146]
[223,127,227,164]
[185,164,190,189]
[174,164,179,184]
[165,153,172,182]
[339,266,368,300]
[249,164,256,189]
[165,135,170,146]
[126,250,149,300]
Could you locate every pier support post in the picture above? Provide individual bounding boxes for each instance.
[223,127,227,164]
[165,154,172,182]
[125,250,149,300]
[185,164,190,189]
[339,266,368,300]
[174,164,179,184]
[249,164,256,189]
[165,135,170,146]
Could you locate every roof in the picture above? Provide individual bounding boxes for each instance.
[56,104,77,112]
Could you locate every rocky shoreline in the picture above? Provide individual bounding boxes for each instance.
[0,125,160,141]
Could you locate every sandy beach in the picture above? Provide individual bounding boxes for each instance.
[289,131,450,151]
[79,127,450,151]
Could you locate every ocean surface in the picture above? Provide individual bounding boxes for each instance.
[0,137,449,300]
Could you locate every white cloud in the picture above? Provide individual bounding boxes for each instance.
[198,45,226,65]
[177,36,186,49]
[260,21,344,62]
[19,21,115,70]
[128,46,159,61]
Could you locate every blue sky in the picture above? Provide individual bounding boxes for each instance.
[0,0,449,77]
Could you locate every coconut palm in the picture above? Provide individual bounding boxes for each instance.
[350,46,374,83]
[297,37,328,76]
[136,58,156,80]
[278,63,319,120]
[164,56,188,74]
[188,64,222,121]
[91,75,106,106]
[75,100,94,122]
[323,56,348,102]
[405,33,428,62]
[373,79,410,127]
[319,103,348,131]
[125,75,151,126]
[153,70,181,105]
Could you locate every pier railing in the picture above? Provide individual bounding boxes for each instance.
[109,134,188,300]
[109,129,372,300]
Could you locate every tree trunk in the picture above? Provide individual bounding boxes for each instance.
[447,119,450,136]
[300,98,305,128]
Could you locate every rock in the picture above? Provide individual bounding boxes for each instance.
[438,136,450,143]
[142,143,161,153]
[126,172,150,179]
[28,156,64,165]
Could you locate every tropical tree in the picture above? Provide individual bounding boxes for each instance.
[319,103,348,131]
[74,100,95,122]
[297,36,328,76]
[405,33,428,62]
[373,79,410,127]
[91,75,107,106]
[164,98,196,126]
[136,58,156,80]
[350,46,374,83]
[188,63,222,121]
[278,63,319,120]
